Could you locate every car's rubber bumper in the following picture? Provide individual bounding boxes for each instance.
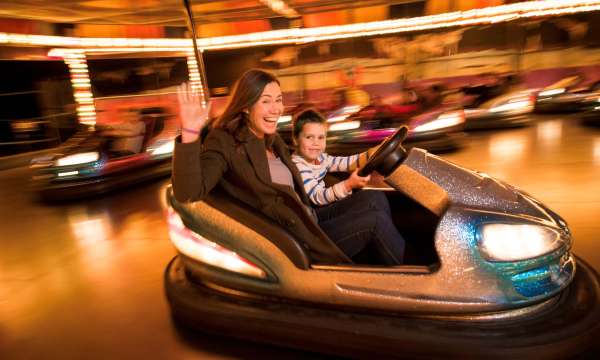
[535,99,585,113]
[33,160,171,201]
[164,255,600,359]
[580,110,600,126]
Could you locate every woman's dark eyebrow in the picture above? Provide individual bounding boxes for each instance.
[260,94,283,99]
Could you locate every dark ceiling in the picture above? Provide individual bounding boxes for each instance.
[0,0,423,26]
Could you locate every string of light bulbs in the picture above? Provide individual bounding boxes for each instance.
[1,0,600,52]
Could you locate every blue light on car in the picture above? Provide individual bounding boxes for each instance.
[511,266,553,297]
[510,257,573,298]
[471,220,574,300]
[52,157,104,179]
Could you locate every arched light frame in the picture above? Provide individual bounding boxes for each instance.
[1,0,600,52]
[48,49,97,126]
[186,51,207,107]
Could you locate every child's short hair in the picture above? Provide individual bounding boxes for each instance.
[292,107,326,139]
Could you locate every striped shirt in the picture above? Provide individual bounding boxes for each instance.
[292,151,369,206]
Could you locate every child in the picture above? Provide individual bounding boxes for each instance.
[291,107,405,264]
[291,108,375,206]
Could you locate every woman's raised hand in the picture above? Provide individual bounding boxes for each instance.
[177,82,211,143]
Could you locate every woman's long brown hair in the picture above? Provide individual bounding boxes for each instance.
[212,69,280,148]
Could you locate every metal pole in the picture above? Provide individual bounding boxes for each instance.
[182,0,210,104]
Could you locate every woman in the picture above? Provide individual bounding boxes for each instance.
[172,69,404,265]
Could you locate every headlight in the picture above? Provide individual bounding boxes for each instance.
[328,105,360,123]
[149,140,174,156]
[55,152,99,166]
[328,120,361,132]
[490,97,533,113]
[412,111,464,132]
[538,88,565,97]
[167,207,267,279]
[278,115,292,124]
[478,223,563,262]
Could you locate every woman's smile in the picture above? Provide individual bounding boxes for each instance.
[248,82,283,138]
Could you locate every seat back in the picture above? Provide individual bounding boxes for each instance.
[139,107,169,148]
[140,116,156,149]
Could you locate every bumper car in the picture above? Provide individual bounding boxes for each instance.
[535,74,600,113]
[30,107,175,200]
[455,73,536,130]
[278,103,465,155]
[463,90,536,130]
[163,128,600,358]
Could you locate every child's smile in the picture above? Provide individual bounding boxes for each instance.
[297,122,327,164]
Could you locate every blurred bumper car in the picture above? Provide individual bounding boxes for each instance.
[535,74,600,113]
[164,129,600,358]
[30,107,175,200]
[463,90,536,130]
[278,103,465,155]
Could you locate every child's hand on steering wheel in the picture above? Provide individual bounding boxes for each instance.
[344,169,371,192]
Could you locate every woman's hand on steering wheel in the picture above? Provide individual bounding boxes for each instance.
[178,82,211,143]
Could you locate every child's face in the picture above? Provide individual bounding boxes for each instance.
[297,122,327,163]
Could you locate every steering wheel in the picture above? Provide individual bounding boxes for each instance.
[358,126,409,177]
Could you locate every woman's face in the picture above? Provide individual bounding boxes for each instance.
[247,81,283,138]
